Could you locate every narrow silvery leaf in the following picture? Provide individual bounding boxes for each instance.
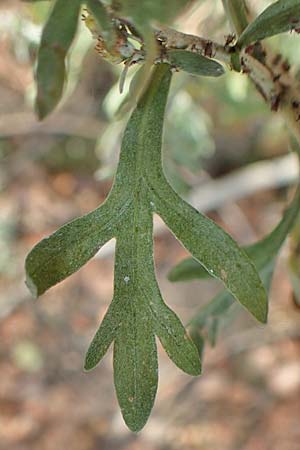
[167,50,225,77]
[238,0,300,47]
[35,0,81,119]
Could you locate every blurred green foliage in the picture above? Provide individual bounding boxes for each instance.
[2,0,299,191]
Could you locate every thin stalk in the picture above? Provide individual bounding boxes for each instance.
[155,27,232,65]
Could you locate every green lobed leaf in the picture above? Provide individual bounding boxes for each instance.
[167,50,225,77]
[85,65,200,431]
[238,0,300,47]
[26,63,272,431]
[35,0,82,119]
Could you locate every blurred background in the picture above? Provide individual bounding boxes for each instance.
[0,1,300,449]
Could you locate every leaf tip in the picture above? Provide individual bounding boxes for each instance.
[188,361,202,377]
[83,353,96,372]
[125,420,145,433]
[25,273,39,299]
[258,303,269,324]
[83,363,92,373]
[25,251,46,298]
[167,268,177,282]
[83,360,97,372]
[249,288,269,324]
[35,100,51,121]
[121,407,151,433]
[184,338,202,376]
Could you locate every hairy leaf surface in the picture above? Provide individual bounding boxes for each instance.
[25,199,119,297]
[26,64,268,431]
[238,0,300,47]
[153,181,267,323]
[167,50,225,77]
[169,186,300,282]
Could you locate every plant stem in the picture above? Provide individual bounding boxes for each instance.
[222,0,300,146]
[155,27,232,65]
